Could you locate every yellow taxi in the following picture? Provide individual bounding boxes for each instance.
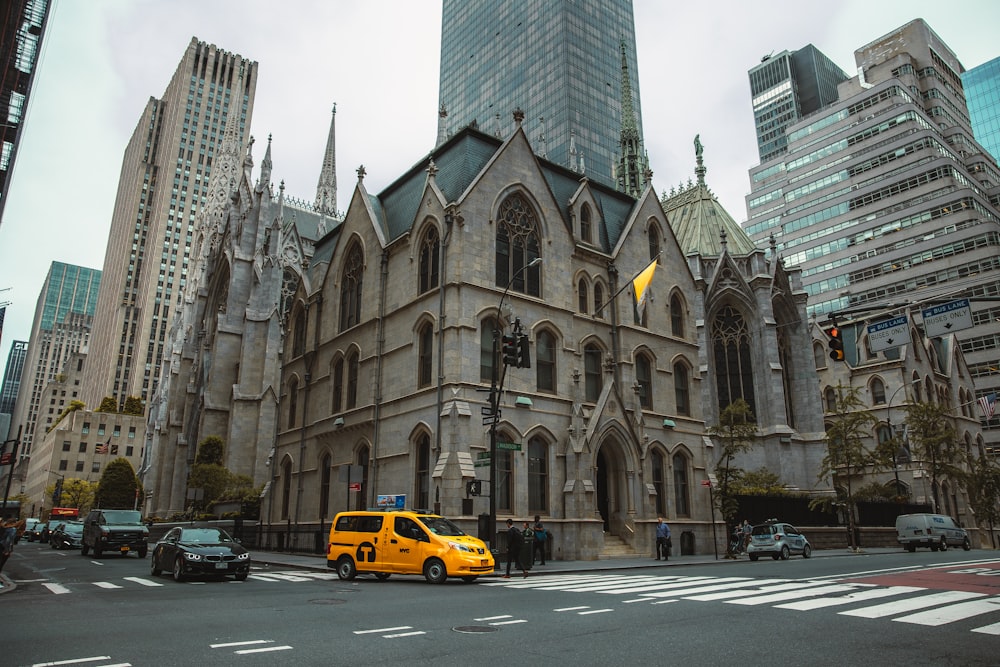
[327,510,494,583]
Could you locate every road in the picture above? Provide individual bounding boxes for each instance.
[4,541,1000,666]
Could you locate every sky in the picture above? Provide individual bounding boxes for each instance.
[1,0,998,384]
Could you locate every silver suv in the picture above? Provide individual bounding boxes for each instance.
[747,520,812,561]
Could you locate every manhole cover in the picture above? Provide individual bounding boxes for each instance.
[453,626,499,634]
[310,598,347,605]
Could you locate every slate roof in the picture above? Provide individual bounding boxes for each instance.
[662,181,758,257]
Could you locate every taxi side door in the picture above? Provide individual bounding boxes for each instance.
[384,515,431,574]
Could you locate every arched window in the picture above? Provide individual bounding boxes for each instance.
[346,351,359,409]
[580,203,592,243]
[651,449,666,516]
[287,377,298,429]
[332,358,343,413]
[824,386,837,412]
[673,452,690,517]
[674,362,690,416]
[649,223,661,263]
[528,437,548,514]
[871,377,886,405]
[536,330,556,393]
[712,304,756,416]
[340,243,363,331]
[813,342,826,369]
[670,294,684,337]
[418,322,433,388]
[876,424,892,446]
[778,325,795,428]
[636,354,653,410]
[593,283,604,319]
[292,308,306,357]
[912,372,922,402]
[495,193,541,297]
[481,317,498,383]
[319,453,332,520]
[280,459,292,520]
[578,278,589,314]
[418,226,440,293]
[415,434,430,510]
[584,344,603,402]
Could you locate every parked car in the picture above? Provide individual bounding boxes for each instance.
[896,513,971,552]
[150,526,251,582]
[747,520,812,561]
[18,518,40,543]
[26,522,49,543]
[49,521,84,550]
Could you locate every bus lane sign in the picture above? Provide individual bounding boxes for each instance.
[921,298,972,338]
[867,315,910,353]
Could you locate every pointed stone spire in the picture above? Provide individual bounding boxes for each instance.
[536,116,547,159]
[200,56,246,235]
[615,39,647,198]
[315,103,338,217]
[258,134,272,193]
[513,107,525,127]
[436,103,449,146]
[495,112,503,138]
[569,129,578,172]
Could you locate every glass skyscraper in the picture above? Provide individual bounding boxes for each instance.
[963,56,1000,163]
[748,45,849,163]
[438,0,642,188]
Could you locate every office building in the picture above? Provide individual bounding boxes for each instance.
[0,0,50,229]
[748,44,849,163]
[0,339,27,418]
[7,261,99,476]
[744,19,1000,450]
[437,0,643,188]
[82,38,257,412]
[963,56,1000,163]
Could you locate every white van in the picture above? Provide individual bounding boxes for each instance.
[896,513,971,552]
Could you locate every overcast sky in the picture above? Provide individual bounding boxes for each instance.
[1,0,998,384]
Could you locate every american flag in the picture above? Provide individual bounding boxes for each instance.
[96,440,110,454]
[979,393,997,420]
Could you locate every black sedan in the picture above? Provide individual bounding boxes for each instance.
[150,526,251,582]
[49,521,84,549]
[26,522,49,543]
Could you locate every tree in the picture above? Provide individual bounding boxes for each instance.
[123,396,144,415]
[47,399,86,433]
[59,478,98,513]
[195,436,225,465]
[95,458,142,509]
[904,400,963,513]
[732,467,788,496]
[963,453,1000,547]
[708,399,757,556]
[817,383,878,552]
[97,397,118,413]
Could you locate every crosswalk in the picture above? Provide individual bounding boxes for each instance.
[483,573,1000,634]
[32,569,340,594]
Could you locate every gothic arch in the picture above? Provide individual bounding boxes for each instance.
[668,288,687,339]
[709,302,757,417]
[593,427,638,535]
[415,217,441,294]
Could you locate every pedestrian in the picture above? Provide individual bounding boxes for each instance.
[742,519,752,551]
[503,518,521,578]
[655,517,671,561]
[532,515,547,565]
[0,518,18,573]
[519,521,535,578]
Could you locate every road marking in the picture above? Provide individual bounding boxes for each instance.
[776,586,925,610]
[122,577,163,587]
[475,615,513,621]
[93,582,121,589]
[644,578,788,599]
[383,631,426,638]
[234,646,293,654]
[489,619,527,625]
[684,581,824,602]
[41,582,71,594]
[840,590,986,618]
[210,640,275,648]
[726,583,862,606]
[577,608,614,615]
[353,626,412,635]
[972,621,1000,635]
[29,656,112,666]
[893,597,1000,626]
[553,606,589,612]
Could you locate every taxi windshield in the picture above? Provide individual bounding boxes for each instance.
[418,516,465,536]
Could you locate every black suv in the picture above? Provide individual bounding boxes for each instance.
[81,509,149,558]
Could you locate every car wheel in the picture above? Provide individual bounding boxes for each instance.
[423,558,447,584]
[461,576,478,583]
[172,557,185,582]
[780,545,790,560]
[802,544,812,559]
[749,553,759,561]
[336,556,357,581]
[939,536,948,552]
[374,573,391,581]
[138,547,147,559]
[50,540,57,549]
[81,542,89,556]
[906,544,916,553]
[150,554,161,577]
[963,537,972,551]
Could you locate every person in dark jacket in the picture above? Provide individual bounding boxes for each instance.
[532,515,547,565]
[504,518,522,578]
[519,521,535,578]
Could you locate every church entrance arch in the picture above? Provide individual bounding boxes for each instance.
[595,436,630,536]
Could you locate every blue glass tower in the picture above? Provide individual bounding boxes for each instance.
[963,56,1000,163]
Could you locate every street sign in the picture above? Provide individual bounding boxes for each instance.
[474,459,490,467]
[700,479,711,487]
[921,298,972,338]
[867,315,910,353]
[707,473,718,486]
[497,442,522,451]
[477,452,491,460]
[348,482,361,491]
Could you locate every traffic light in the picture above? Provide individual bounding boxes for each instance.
[516,333,531,369]
[501,333,518,366]
[466,479,481,496]
[52,478,63,506]
[826,326,845,362]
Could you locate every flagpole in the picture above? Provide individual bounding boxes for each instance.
[594,253,661,317]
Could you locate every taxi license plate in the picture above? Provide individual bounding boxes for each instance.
[215,562,229,570]
[120,546,130,553]
[481,559,489,566]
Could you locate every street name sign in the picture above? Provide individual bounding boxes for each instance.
[867,315,910,353]
[921,298,972,338]
[497,441,522,451]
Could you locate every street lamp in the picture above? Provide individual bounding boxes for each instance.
[45,469,67,507]
[887,379,917,503]
[488,257,542,551]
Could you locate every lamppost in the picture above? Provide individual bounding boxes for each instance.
[45,470,66,508]
[887,379,917,504]
[488,257,541,551]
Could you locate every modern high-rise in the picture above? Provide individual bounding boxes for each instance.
[0,0,50,229]
[748,44,849,163]
[8,262,100,458]
[437,0,642,188]
[963,56,1000,163]
[743,19,1000,450]
[0,340,27,418]
[83,38,257,411]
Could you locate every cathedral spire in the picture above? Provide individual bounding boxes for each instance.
[615,39,647,198]
[694,134,707,187]
[436,103,449,146]
[258,133,272,193]
[201,57,246,232]
[315,103,338,217]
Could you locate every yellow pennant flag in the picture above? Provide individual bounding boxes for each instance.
[632,259,657,315]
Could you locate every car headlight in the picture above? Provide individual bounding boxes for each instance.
[448,541,474,553]
[236,552,250,560]
[182,552,203,561]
